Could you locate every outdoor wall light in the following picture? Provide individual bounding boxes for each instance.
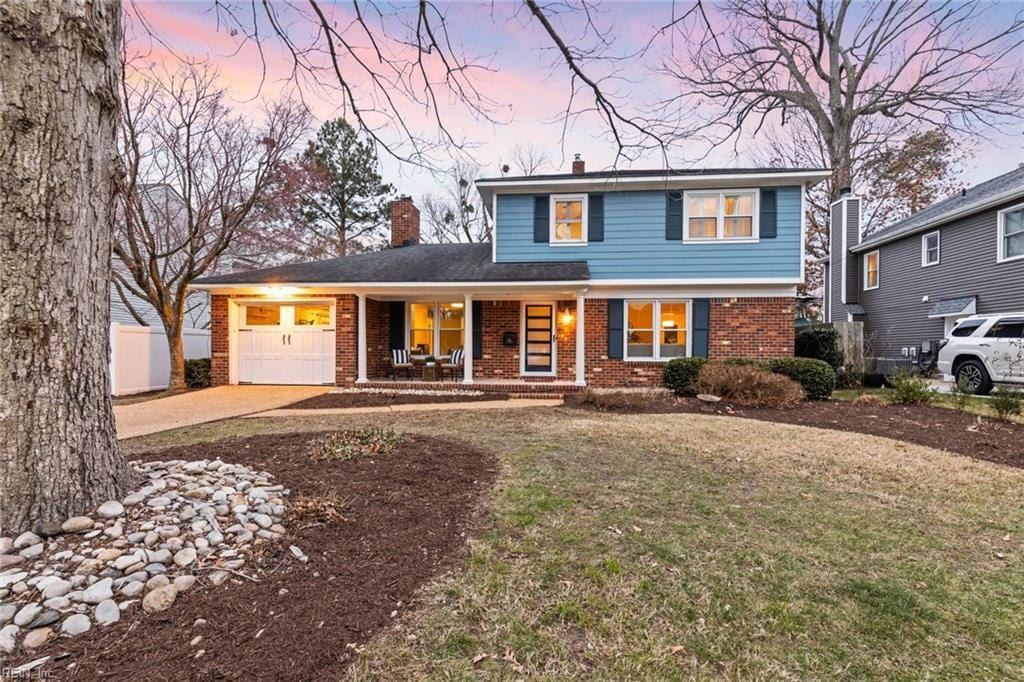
[558,305,575,327]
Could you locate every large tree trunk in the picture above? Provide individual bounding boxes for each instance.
[165,321,187,392]
[0,0,140,534]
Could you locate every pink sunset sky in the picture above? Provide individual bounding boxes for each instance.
[131,0,1024,201]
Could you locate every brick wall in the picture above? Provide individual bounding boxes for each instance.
[708,297,794,359]
[389,197,420,247]
[210,295,229,386]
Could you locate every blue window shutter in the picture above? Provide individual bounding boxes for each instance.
[666,192,683,240]
[760,189,777,238]
[472,300,483,360]
[533,196,549,243]
[588,194,604,242]
[607,299,624,359]
[692,299,710,358]
[388,301,405,350]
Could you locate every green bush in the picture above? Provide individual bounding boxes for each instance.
[662,357,707,395]
[184,358,211,388]
[769,357,836,401]
[884,370,936,406]
[795,326,844,370]
[990,386,1024,422]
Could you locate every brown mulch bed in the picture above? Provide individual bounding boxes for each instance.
[33,432,497,680]
[285,390,509,409]
[568,393,1024,470]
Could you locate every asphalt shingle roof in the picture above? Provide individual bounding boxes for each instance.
[857,165,1024,250]
[478,167,829,183]
[927,297,976,318]
[194,243,589,285]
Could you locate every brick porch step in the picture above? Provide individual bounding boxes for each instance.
[360,380,582,395]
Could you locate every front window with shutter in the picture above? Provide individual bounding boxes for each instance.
[550,194,587,243]
[625,300,690,360]
[683,190,758,241]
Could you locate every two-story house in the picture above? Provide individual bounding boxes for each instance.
[824,165,1024,371]
[191,161,829,389]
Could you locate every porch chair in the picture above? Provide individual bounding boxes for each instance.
[390,349,413,380]
[441,348,464,381]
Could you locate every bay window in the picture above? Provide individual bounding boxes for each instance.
[408,302,465,356]
[684,190,758,241]
[626,300,689,360]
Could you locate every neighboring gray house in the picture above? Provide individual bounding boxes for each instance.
[824,165,1024,369]
[110,284,210,330]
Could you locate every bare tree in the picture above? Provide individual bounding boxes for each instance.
[421,161,491,243]
[1,0,140,533]
[114,60,309,391]
[665,0,1024,194]
[507,142,551,176]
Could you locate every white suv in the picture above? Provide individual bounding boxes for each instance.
[937,313,1024,395]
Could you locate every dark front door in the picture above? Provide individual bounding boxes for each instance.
[525,304,554,373]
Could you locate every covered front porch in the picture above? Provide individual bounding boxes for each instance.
[355,284,590,387]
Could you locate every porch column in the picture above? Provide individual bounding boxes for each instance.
[575,291,586,386]
[462,293,474,384]
[356,294,368,383]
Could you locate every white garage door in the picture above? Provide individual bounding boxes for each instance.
[237,302,336,385]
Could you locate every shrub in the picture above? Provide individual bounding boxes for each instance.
[722,357,771,371]
[990,386,1024,422]
[769,357,836,401]
[184,358,211,388]
[310,427,405,462]
[662,357,707,395]
[795,326,844,370]
[287,493,349,525]
[576,388,674,410]
[692,362,804,408]
[884,370,936,406]
[852,393,886,407]
[948,378,973,411]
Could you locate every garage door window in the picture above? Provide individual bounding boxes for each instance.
[294,304,330,326]
[245,305,280,325]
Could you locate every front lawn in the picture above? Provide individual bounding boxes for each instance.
[124,408,1024,679]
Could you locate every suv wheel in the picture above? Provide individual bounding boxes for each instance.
[954,359,992,395]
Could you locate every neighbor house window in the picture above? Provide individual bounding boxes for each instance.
[922,231,940,266]
[550,194,587,243]
[625,300,689,360]
[864,250,880,290]
[998,205,1024,263]
[408,302,465,356]
[683,190,757,241]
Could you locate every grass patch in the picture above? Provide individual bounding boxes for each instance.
[124,408,1024,679]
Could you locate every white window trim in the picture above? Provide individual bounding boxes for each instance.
[997,202,1024,264]
[921,230,940,267]
[863,250,880,291]
[682,189,760,243]
[549,194,588,246]
[623,299,693,362]
[406,302,465,358]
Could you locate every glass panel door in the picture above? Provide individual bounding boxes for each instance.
[525,304,554,372]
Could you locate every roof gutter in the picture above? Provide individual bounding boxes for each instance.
[477,169,832,190]
[851,186,1024,253]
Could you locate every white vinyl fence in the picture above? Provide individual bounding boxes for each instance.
[110,323,211,396]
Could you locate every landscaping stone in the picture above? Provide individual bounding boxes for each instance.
[95,600,120,626]
[61,517,94,533]
[61,614,91,636]
[142,585,178,614]
[97,500,125,518]
[0,459,290,650]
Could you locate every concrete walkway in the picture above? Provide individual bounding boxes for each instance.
[250,398,564,418]
[114,386,330,439]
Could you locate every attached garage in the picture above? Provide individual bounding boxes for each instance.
[235,301,336,385]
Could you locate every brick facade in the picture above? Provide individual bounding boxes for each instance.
[389,197,420,247]
[210,293,795,388]
[708,297,795,359]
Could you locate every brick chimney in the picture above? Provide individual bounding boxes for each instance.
[390,196,420,248]
[572,153,585,175]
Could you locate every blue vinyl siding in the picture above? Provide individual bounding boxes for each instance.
[495,187,802,279]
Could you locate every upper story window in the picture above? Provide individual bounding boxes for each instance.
[864,250,880,290]
[550,194,587,244]
[922,231,940,266]
[998,204,1024,263]
[683,190,758,242]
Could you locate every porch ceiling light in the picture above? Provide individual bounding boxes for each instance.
[262,285,300,297]
[450,302,464,309]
